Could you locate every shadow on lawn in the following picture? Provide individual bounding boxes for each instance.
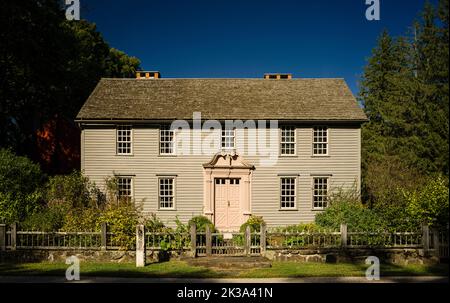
[0,259,448,279]
[0,261,229,279]
[0,262,66,277]
[380,262,449,277]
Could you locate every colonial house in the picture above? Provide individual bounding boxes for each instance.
[75,72,368,231]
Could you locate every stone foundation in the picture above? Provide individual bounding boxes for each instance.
[0,249,190,264]
[263,248,440,265]
[0,248,440,265]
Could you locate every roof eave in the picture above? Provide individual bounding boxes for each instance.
[75,118,369,124]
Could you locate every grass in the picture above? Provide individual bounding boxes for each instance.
[0,261,448,279]
[239,262,449,278]
[0,261,224,278]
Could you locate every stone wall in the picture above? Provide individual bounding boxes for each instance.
[263,248,440,265]
[0,248,441,265]
[0,249,190,264]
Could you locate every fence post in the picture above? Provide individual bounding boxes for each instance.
[432,228,440,258]
[0,224,5,251]
[422,224,430,254]
[205,225,212,257]
[190,223,197,258]
[340,223,347,248]
[260,223,266,255]
[245,225,251,256]
[101,222,107,251]
[10,222,17,251]
[136,224,146,267]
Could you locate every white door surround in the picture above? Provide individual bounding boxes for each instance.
[203,152,254,232]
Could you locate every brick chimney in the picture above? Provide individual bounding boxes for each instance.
[136,71,161,79]
[264,73,292,80]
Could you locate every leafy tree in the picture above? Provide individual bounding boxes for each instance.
[0,1,141,174]
[104,48,142,78]
[0,149,45,223]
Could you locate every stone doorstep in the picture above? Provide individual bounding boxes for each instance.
[184,256,272,270]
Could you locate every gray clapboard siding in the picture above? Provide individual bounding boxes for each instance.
[81,125,361,227]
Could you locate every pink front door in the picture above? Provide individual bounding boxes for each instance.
[214,178,241,230]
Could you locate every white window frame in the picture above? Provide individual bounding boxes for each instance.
[313,126,328,156]
[158,177,176,210]
[280,126,296,156]
[279,177,297,210]
[312,177,329,210]
[159,125,175,155]
[116,125,132,155]
[116,176,133,202]
[221,128,236,151]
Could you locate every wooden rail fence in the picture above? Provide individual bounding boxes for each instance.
[1,223,448,259]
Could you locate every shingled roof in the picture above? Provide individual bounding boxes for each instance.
[76,78,367,122]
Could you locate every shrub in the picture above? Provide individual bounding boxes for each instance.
[315,200,387,231]
[53,175,145,250]
[174,216,188,233]
[404,175,449,228]
[62,207,100,232]
[240,215,265,233]
[188,215,216,232]
[144,213,166,232]
[362,157,429,228]
[97,201,140,250]
[271,223,320,233]
[21,205,66,231]
[143,216,190,252]
[0,149,45,223]
[47,171,104,211]
[362,156,427,206]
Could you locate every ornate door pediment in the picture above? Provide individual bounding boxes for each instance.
[202,152,254,232]
[203,151,255,170]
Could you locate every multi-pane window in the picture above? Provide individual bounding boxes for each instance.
[160,125,175,155]
[117,125,132,155]
[313,126,328,155]
[281,126,296,155]
[159,178,175,209]
[221,128,235,150]
[280,177,296,209]
[313,178,328,209]
[117,177,132,202]
[215,178,240,185]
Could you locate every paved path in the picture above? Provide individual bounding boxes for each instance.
[0,275,448,283]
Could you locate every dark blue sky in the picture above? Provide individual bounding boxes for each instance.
[82,0,435,95]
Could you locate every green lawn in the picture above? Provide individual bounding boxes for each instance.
[239,262,449,278]
[0,261,448,278]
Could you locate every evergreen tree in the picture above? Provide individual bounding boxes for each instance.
[413,0,449,174]
[360,0,449,205]
[360,0,449,176]
[359,31,415,169]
